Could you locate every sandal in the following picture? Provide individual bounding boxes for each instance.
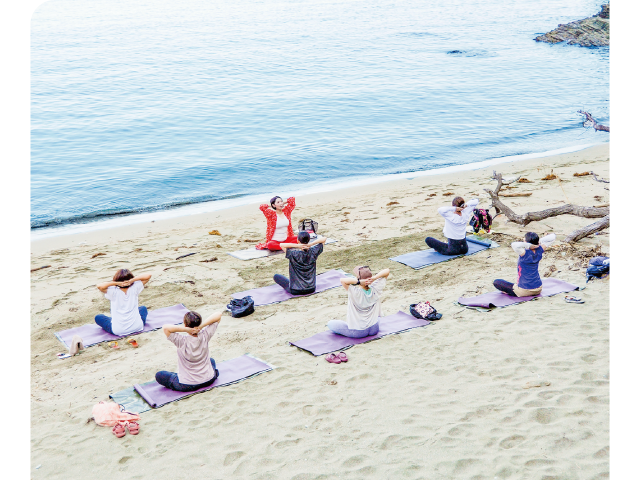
[112,423,126,438]
[336,352,348,363]
[564,296,584,304]
[126,338,139,348]
[325,353,342,364]
[125,421,140,435]
[109,341,120,349]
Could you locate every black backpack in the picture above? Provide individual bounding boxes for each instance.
[227,296,255,318]
[469,208,492,233]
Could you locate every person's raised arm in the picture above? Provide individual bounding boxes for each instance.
[96,280,119,293]
[437,205,456,219]
[461,198,479,216]
[163,323,197,338]
[539,233,556,251]
[259,203,271,217]
[511,241,532,257]
[340,277,359,291]
[283,197,296,214]
[130,273,152,286]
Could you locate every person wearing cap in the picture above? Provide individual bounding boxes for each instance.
[425,196,479,255]
[273,232,327,295]
[326,266,391,338]
[255,195,298,251]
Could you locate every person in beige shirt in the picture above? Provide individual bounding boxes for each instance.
[156,311,222,392]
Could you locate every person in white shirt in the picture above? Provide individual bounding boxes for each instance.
[95,269,152,336]
[425,196,479,255]
[326,266,391,338]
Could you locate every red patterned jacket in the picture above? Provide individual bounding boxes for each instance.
[255,197,296,250]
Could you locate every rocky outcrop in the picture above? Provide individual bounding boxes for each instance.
[535,4,609,47]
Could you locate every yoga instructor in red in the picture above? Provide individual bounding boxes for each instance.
[256,195,297,251]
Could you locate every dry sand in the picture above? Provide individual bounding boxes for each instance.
[31,144,609,479]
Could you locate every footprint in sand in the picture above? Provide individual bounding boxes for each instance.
[499,434,526,449]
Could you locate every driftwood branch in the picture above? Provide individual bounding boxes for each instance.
[484,170,610,243]
[563,215,610,243]
[578,110,609,132]
[490,171,521,198]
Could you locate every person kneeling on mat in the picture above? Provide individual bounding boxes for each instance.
[425,196,479,255]
[493,232,556,297]
[327,266,391,338]
[273,231,327,295]
[156,311,222,392]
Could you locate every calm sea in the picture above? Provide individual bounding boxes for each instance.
[31,0,609,233]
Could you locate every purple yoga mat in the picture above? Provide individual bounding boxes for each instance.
[231,269,347,306]
[457,278,579,308]
[134,354,274,408]
[55,304,190,348]
[290,311,431,356]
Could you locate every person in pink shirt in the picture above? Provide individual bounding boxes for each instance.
[156,311,222,392]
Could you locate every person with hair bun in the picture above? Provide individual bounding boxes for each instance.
[255,195,297,251]
[326,266,391,338]
[425,196,479,255]
[493,232,556,297]
[156,311,222,392]
[95,269,152,335]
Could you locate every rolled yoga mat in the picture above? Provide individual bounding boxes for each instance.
[227,237,339,260]
[389,236,497,270]
[290,311,432,356]
[55,304,190,348]
[231,269,347,307]
[129,354,274,410]
[457,278,579,309]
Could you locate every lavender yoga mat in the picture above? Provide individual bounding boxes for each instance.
[290,311,431,356]
[231,269,347,306]
[55,304,189,348]
[390,236,496,270]
[458,278,579,309]
[133,354,274,409]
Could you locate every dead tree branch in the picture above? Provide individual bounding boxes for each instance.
[578,110,609,132]
[484,170,610,243]
[490,171,521,197]
[563,215,610,243]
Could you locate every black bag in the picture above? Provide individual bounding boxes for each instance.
[410,303,443,321]
[469,208,492,234]
[227,296,255,318]
[298,218,319,234]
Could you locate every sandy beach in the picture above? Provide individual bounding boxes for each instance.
[30,144,610,479]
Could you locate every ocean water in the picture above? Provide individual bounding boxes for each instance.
[31,0,609,233]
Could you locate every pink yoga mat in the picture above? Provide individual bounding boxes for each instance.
[457,278,579,308]
[134,354,274,408]
[290,311,432,356]
[55,304,189,348]
[231,269,347,306]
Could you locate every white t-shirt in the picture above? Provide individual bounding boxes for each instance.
[272,215,289,242]
[104,281,145,336]
[437,199,479,240]
[346,277,386,330]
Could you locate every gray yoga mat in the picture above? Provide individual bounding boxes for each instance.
[228,237,338,260]
[290,311,432,356]
[390,236,498,270]
[231,269,347,307]
[457,278,579,309]
[121,354,275,410]
[55,304,190,348]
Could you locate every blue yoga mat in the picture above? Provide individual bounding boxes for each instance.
[389,236,496,270]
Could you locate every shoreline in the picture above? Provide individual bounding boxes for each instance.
[31,142,603,243]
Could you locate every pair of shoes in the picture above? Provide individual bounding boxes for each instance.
[565,296,584,304]
[325,352,348,364]
[112,421,140,438]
